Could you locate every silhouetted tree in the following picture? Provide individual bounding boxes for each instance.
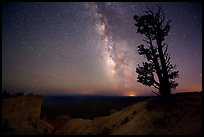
[133,6,179,98]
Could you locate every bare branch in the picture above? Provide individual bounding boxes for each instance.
[146,6,154,16]
[159,5,165,23]
[162,43,166,48]
[143,39,151,49]
[163,44,168,56]
[151,71,160,86]
[166,62,171,71]
[167,64,176,72]
[166,56,170,64]
[152,91,159,96]
[143,39,150,44]
[153,84,159,89]
[153,79,159,86]
[165,54,170,64]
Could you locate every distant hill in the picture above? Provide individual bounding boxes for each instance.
[2,92,202,135]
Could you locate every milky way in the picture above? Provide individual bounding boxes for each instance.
[88,3,134,90]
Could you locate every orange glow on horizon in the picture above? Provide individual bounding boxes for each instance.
[125,91,136,97]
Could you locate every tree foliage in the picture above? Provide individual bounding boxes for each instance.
[133,6,179,97]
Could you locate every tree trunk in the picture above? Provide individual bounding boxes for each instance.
[157,39,171,98]
[148,36,163,85]
[159,80,171,98]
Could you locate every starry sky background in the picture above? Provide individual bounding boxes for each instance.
[2,2,202,96]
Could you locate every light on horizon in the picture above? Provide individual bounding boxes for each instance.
[126,92,136,97]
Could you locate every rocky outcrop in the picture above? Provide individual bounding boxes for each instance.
[61,119,99,135]
[2,95,54,135]
[2,92,202,135]
[2,96,42,126]
[61,92,202,135]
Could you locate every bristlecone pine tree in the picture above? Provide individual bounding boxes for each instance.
[133,6,179,98]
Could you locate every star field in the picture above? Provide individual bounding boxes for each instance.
[2,2,202,96]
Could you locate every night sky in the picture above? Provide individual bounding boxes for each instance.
[2,2,202,96]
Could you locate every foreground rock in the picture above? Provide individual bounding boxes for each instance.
[2,95,54,135]
[2,92,202,135]
[61,92,202,135]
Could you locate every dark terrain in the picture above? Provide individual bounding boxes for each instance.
[2,92,202,135]
[41,95,151,119]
